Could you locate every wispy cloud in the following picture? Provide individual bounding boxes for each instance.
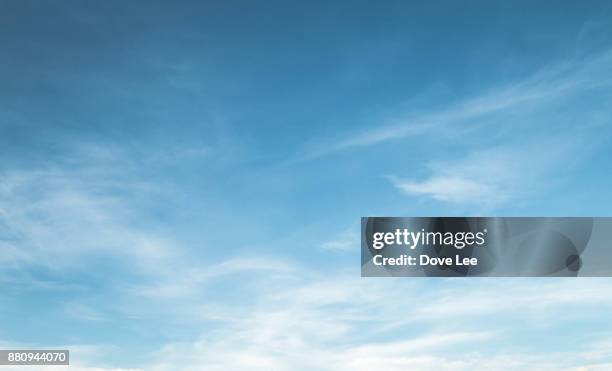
[0,169,179,274]
[319,225,360,251]
[390,175,498,204]
[129,260,612,371]
[389,135,593,206]
[0,141,199,285]
[131,257,297,299]
[3,241,612,371]
[300,49,612,159]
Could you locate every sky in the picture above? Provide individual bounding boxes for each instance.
[1,1,612,370]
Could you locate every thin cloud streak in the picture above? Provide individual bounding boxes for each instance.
[389,133,598,206]
[300,50,612,159]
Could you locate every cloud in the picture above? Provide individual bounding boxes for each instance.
[3,250,612,370]
[148,330,495,371]
[131,257,297,299]
[389,133,596,206]
[0,140,203,292]
[64,303,110,322]
[391,175,498,204]
[0,168,179,274]
[300,49,612,159]
[128,262,612,371]
[320,225,360,251]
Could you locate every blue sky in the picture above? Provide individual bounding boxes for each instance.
[1,1,612,370]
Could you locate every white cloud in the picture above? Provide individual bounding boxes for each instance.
[389,134,592,205]
[0,169,180,274]
[320,225,360,251]
[131,256,297,299]
[0,140,209,295]
[3,252,612,370]
[129,266,612,371]
[391,175,499,204]
[301,49,612,158]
